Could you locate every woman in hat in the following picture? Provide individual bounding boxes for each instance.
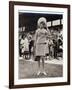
[34,17,51,76]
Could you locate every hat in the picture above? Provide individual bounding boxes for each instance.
[37,17,47,26]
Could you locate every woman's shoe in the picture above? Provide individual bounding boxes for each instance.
[37,71,41,76]
[42,71,47,76]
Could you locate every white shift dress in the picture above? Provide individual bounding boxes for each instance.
[35,28,49,56]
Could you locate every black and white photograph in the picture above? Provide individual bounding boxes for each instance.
[19,12,63,79]
[9,1,70,88]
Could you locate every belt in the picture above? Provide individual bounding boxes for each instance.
[37,43,47,44]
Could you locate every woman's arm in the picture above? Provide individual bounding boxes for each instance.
[34,30,38,46]
[45,28,51,38]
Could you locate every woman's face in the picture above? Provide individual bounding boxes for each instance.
[39,22,45,29]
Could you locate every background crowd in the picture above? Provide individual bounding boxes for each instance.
[19,27,63,60]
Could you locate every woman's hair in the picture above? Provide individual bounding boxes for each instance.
[37,17,47,29]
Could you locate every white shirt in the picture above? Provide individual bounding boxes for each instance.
[20,38,29,52]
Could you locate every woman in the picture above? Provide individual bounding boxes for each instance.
[20,35,29,59]
[34,17,50,76]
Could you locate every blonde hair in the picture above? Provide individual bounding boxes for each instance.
[37,17,47,29]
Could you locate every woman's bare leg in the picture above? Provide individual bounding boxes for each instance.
[38,59,40,69]
[42,57,44,70]
[37,56,41,76]
[42,57,47,75]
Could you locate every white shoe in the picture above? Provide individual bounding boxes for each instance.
[37,71,41,76]
[42,71,47,76]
